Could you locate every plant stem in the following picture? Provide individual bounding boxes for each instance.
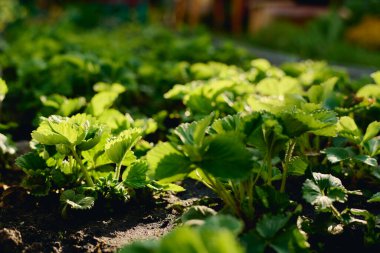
[266,153,273,186]
[246,174,255,223]
[70,147,94,187]
[114,163,123,181]
[253,166,263,186]
[194,169,213,189]
[280,139,296,192]
[266,139,275,186]
[331,205,342,220]
[204,172,241,218]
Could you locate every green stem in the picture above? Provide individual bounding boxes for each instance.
[70,147,94,187]
[266,153,273,186]
[194,169,213,189]
[331,205,342,220]
[266,139,276,186]
[204,172,241,218]
[253,165,263,186]
[246,174,255,223]
[114,163,122,181]
[280,139,296,192]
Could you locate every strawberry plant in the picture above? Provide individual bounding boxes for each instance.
[15,113,168,215]
[146,100,338,227]
[2,5,380,251]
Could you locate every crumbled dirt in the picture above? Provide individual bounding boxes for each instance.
[0,188,177,253]
[0,228,23,253]
[0,179,216,253]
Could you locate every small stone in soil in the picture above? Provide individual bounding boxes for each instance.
[0,228,23,253]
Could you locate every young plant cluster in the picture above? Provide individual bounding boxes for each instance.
[120,64,380,252]
[10,58,380,252]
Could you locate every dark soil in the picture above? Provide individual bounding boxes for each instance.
[0,177,216,253]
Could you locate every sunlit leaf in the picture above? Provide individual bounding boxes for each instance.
[147,142,192,183]
[302,173,347,212]
[105,128,142,164]
[200,134,252,180]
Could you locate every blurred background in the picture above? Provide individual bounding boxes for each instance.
[1,0,380,67]
[0,0,379,140]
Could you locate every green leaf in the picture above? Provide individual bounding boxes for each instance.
[171,115,213,162]
[242,231,266,253]
[148,181,185,192]
[120,215,244,253]
[244,219,309,253]
[77,127,104,151]
[302,173,347,212]
[15,152,47,172]
[200,134,252,180]
[356,85,380,98]
[119,240,158,253]
[164,83,194,100]
[202,215,244,236]
[158,225,244,253]
[362,121,380,144]
[21,171,51,196]
[255,186,290,211]
[287,156,308,176]
[93,82,126,94]
[368,192,380,203]
[81,131,112,168]
[60,97,86,116]
[105,128,142,164]
[32,119,73,145]
[157,226,208,253]
[256,214,290,239]
[280,104,337,138]
[270,226,309,253]
[256,77,302,96]
[121,151,137,167]
[337,116,362,144]
[209,114,243,135]
[364,138,380,157]
[172,78,238,116]
[322,147,351,163]
[307,77,338,105]
[31,114,100,146]
[47,114,87,145]
[0,78,8,102]
[87,91,119,116]
[173,115,213,147]
[371,71,380,85]
[60,190,95,210]
[353,155,378,167]
[122,160,149,188]
[97,109,132,132]
[147,142,192,183]
[41,95,86,117]
[181,206,217,223]
[247,113,289,156]
[251,58,272,71]
[198,229,244,253]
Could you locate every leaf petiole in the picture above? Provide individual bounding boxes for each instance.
[70,146,94,187]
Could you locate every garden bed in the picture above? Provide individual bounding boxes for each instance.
[1,3,380,253]
[0,179,216,253]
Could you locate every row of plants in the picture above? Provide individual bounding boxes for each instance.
[5,59,380,252]
[1,4,380,252]
[0,5,252,140]
[118,61,380,252]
